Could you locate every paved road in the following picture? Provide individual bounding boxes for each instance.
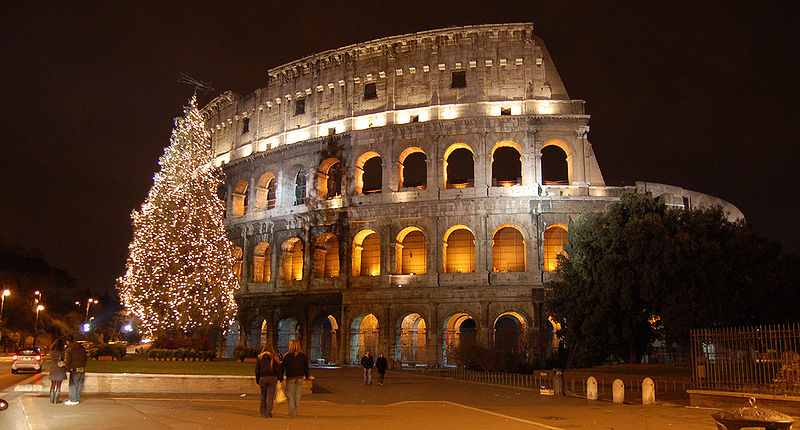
[0,357,32,391]
[3,367,728,429]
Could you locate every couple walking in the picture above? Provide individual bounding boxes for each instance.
[48,336,87,405]
[360,351,388,385]
[255,339,310,418]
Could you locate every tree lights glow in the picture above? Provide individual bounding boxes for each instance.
[118,96,239,338]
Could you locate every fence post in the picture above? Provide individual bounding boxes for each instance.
[612,379,624,404]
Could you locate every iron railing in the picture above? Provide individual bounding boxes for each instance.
[690,323,800,395]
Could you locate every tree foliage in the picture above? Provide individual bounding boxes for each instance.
[550,193,799,367]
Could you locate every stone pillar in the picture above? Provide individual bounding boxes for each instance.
[587,376,598,400]
[612,379,625,404]
[642,378,655,405]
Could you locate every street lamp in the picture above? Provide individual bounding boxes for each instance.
[1,289,10,320]
[33,304,45,346]
[84,298,99,320]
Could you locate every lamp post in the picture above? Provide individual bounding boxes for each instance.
[84,298,99,321]
[33,304,44,346]
[0,289,10,346]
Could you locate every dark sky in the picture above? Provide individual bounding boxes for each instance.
[1,1,797,298]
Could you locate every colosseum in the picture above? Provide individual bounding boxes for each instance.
[203,23,742,366]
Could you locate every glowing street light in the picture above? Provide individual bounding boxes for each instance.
[1,289,10,320]
[84,298,99,320]
[33,304,45,346]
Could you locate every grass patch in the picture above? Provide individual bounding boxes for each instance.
[86,356,255,376]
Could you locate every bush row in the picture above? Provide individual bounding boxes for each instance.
[92,343,126,360]
[234,346,259,362]
[147,348,216,361]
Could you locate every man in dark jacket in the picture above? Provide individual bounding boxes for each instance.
[360,351,374,385]
[64,336,87,406]
[255,348,282,418]
[375,352,388,385]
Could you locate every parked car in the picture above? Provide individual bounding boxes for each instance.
[11,347,43,374]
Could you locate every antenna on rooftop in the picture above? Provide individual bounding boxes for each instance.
[177,73,214,95]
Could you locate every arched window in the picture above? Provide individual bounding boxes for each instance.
[444,144,474,189]
[395,227,426,274]
[541,145,569,185]
[313,233,340,278]
[396,313,427,364]
[352,229,381,277]
[232,180,248,216]
[443,226,475,273]
[543,225,568,272]
[251,242,271,282]
[317,158,343,199]
[399,147,427,189]
[350,313,379,364]
[355,152,382,194]
[232,246,243,280]
[255,173,277,210]
[281,238,304,281]
[492,226,526,272]
[294,170,306,205]
[492,144,522,187]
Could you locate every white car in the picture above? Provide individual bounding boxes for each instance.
[11,347,43,374]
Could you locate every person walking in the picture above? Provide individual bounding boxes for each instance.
[375,352,388,386]
[63,336,87,406]
[48,338,67,404]
[281,339,309,418]
[255,345,282,418]
[360,351,374,385]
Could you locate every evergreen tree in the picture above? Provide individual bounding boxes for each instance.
[118,96,238,338]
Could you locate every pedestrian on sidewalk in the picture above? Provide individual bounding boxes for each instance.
[375,352,388,386]
[63,336,87,406]
[360,351,374,385]
[281,340,309,418]
[48,338,67,404]
[255,345,282,418]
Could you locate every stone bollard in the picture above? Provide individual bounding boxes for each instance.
[642,378,655,405]
[586,376,598,400]
[612,379,625,404]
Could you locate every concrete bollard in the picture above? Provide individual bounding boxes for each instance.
[642,378,655,405]
[586,376,598,400]
[612,379,625,404]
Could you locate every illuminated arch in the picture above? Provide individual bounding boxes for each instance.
[232,246,243,280]
[395,226,426,274]
[277,317,299,354]
[280,237,304,281]
[493,311,528,354]
[442,312,478,366]
[259,320,270,348]
[310,314,339,364]
[492,225,526,272]
[251,241,271,282]
[443,225,475,273]
[350,313,380,364]
[354,151,382,194]
[443,143,475,189]
[491,141,523,187]
[398,146,428,189]
[317,158,343,199]
[541,138,573,185]
[396,313,428,364]
[543,224,568,272]
[232,179,248,216]
[352,229,381,277]
[255,172,277,209]
[293,170,307,205]
[313,232,340,278]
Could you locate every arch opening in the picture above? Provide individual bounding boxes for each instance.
[232,246,243,281]
[493,312,527,355]
[294,170,307,205]
[396,313,428,366]
[541,145,569,185]
[492,146,522,187]
[251,242,272,282]
[313,233,340,278]
[443,313,477,366]
[396,227,426,275]
[281,237,304,281]
[352,229,381,277]
[317,158,343,199]
[232,180,248,216]
[445,146,474,189]
[277,318,299,355]
[310,314,339,364]
[492,226,526,272]
[543,225,568,272]
[256,173,277,210]
[355,151,382,194]
[399,149,427,189]
[443,226,475,273]
[350,313,379,364]
[259,320,270,349]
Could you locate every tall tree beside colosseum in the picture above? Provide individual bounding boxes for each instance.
[118,96,239,339]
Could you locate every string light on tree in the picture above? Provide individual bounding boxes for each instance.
[118,96,239,338]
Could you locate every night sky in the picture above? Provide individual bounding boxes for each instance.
[1,1,797,299]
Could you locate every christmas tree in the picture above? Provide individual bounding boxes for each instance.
[119,96,238,338]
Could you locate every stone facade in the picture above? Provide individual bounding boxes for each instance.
[204,23,742,366]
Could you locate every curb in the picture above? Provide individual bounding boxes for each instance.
[12,373,46,393]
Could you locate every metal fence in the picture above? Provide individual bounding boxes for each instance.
[690,323,800,395]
